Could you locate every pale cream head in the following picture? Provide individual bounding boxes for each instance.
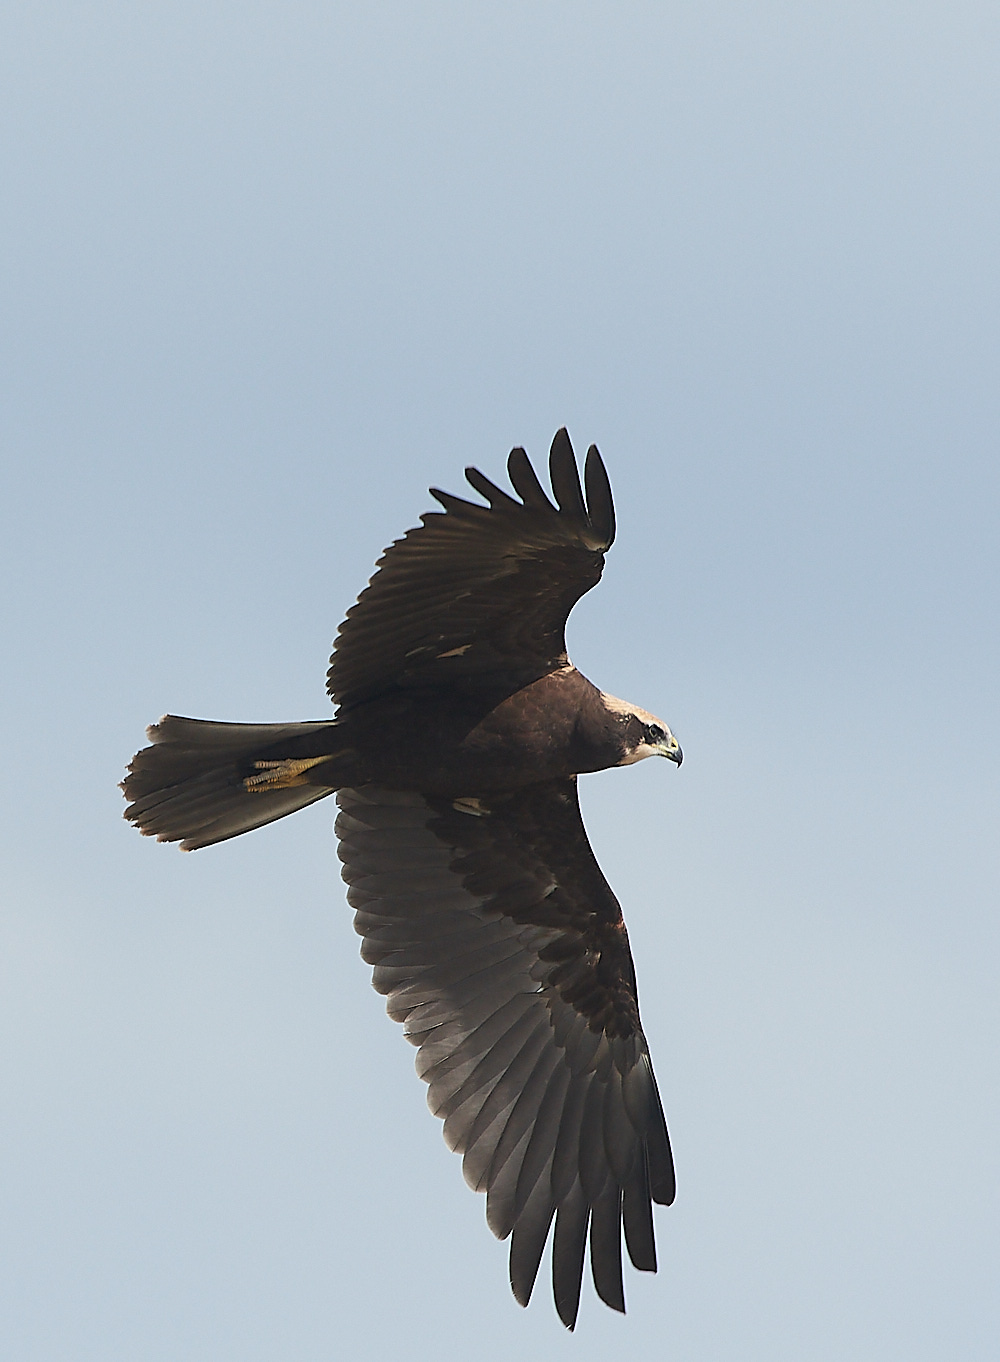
[600,691,683,766]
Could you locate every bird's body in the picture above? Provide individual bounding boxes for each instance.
[123,430,682,1329]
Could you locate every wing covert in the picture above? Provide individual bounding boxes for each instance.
[327,431,615,710]
[336,778,674,1329]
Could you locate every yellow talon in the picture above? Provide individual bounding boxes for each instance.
[244,755,336,791]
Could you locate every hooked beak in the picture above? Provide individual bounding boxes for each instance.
[656,733,683,766]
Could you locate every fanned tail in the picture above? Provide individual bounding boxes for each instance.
[121,715,342,851]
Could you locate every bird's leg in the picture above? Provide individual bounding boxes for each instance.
[243,755,338,791]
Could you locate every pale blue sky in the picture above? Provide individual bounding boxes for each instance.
[1,4,998,1358]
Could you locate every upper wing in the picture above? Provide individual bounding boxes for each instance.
[327,429,615,710]
[336,777,674,1329]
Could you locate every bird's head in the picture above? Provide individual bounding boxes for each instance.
[599,692,683,768]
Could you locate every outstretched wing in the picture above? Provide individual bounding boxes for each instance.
[327,429,615,710]
[336,778,674,1330]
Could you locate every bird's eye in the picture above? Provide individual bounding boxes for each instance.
[647,724,664,742]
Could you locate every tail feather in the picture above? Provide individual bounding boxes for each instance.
[122,715,340,851]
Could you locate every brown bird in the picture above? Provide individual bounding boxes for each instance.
[122,429,682,1328]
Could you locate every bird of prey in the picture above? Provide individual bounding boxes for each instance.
[122,429,682,1329]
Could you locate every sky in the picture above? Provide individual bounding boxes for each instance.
[1,2,998,1358]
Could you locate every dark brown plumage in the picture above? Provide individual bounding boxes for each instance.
[122,429,682,1328]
